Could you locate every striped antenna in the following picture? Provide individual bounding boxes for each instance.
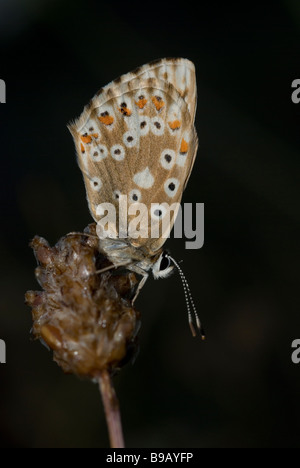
[169,256,205,339]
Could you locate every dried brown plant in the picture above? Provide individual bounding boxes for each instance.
[25,223,141,448]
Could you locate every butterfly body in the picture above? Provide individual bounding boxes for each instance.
[69,58,198,309]
[99,236,160,268]
[98,236,173,303]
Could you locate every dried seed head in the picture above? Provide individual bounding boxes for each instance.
[25,224,140,379]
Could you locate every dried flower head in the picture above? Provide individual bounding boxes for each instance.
[25,223,140,379]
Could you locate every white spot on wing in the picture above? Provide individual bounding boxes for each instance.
[139,115,150,136]
[151,204,167,220]
[111,144,125,161]
[115,96,133,114]
[164,178,180,198]
[97,105,116,130]
[129,189,142,203]
[160,149,176,170]
[123,130,138,148]
[90,176,102,192]
[176,66,186,92]
[167,103,182,121]
[133,167,154,189]
[91,144,108,161]
[83,120,101,138]
[150,116,165,136]
[113,190,122,200]
[176,152,188,167]
[134,90,148,102]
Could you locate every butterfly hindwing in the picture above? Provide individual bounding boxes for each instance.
[69,58,198,253]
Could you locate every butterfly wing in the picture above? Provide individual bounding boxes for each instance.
[109,58,197,123]
[69,58,198,254]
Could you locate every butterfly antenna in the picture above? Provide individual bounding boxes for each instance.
[169,256,205,340]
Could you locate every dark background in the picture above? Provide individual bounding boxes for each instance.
[0,0,300,448]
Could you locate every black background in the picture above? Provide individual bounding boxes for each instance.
[0,0,300,448]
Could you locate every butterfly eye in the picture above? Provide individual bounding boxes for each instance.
[160,253,171,271]
[152,252,174,279]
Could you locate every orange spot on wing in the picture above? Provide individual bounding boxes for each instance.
[80,143,85,153]
[180,138,189,153]
[98,115,114,125]
[118,107,132,116]
[92,133,99,139]
[152,96,165,111]
[80,134,92,144]
[168,120,181,130]
[135,98,147,109]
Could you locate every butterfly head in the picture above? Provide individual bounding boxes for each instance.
[152,251,175,280]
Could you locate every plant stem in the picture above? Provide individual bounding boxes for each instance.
[99,370,125,448]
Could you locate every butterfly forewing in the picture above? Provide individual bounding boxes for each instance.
[69,58,198,253]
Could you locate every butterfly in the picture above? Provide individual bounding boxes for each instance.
[68,58,204,337]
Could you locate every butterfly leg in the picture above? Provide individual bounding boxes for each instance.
[129,266,149,305]
[96,261,131,274]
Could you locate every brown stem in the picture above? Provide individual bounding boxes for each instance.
[98,370,125,448]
